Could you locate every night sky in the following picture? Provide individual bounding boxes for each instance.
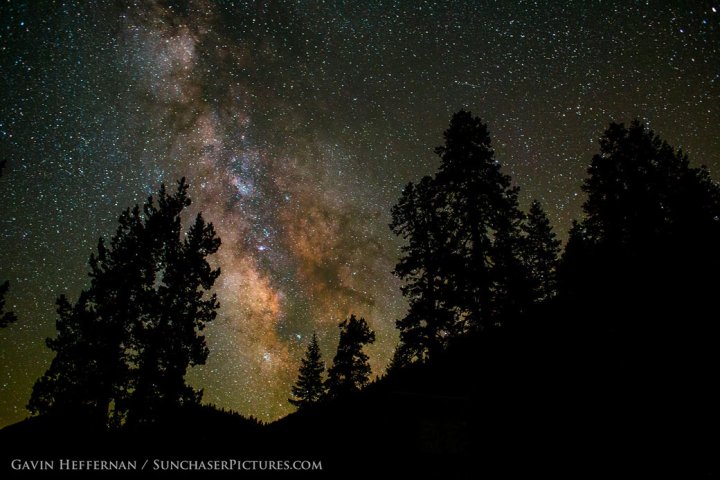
[1,0,718,427]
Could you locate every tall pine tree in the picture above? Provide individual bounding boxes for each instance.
[289,333,326,408]
[326,315,375,398]
[126,192,221,425]
[391,176,455,364]
[29,203,151,424]
[27,292,111,423]
[390,110,530,365]
[28,179,221,427]
[522,200,560,304]
[434,111,529,328]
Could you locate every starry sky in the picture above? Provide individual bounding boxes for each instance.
[0,0,718,427]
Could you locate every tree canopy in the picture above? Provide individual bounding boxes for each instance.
[289,333,326,408]
[390,110,536,365]
[326,315,376,398]
[28,179,221,427]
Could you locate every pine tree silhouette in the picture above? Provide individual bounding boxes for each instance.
[561,120,720,310]
[489,205,532,323]
[434,111,529,328]
[28,179,221,427]
[27,292,113,423]
[522,200,561,303]
[391,176,455,364]
[289,333,326,408]
[553,120,720,470]
[390,110,530,364]
[326,315,375,398]
[558,119,720,382]
[127,187,221,426]
[577,120,720,252]
[385,344,412,376]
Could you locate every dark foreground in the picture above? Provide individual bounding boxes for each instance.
[2,313,718,479]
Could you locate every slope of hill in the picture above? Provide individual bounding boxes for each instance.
[2,312,718,479]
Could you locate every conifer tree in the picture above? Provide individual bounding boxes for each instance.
[390,110,530,363]
[27,292,111,422]
[326,315,375,398]
[522,200,561,303]
[560,120,720,344]
[28,179,221,427]
[289,333,326,408]
[576,120,720,253]
[127,194,221,425]
[391,176,455,364]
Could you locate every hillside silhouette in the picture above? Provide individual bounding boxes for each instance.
[3,321,716,478]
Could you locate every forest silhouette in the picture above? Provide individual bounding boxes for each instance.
[1,111,719,478]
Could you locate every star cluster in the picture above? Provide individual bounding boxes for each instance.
[1,0,718,426]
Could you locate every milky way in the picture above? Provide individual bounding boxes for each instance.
[1,1,719,426]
